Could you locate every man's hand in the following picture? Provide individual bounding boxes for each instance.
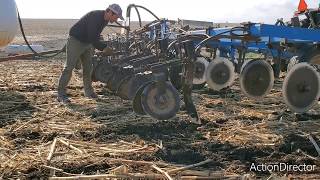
[103,47,114,56]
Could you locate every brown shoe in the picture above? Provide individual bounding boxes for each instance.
[57,94,71,104]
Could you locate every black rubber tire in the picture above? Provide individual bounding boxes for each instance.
[240,60,274,99]
[132,82,154,115]
[141,81,180,120]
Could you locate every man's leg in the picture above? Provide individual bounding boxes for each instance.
[57,37,86,102]
[75,59,82,70]
[74,60,83,78]
[80,46,97,98]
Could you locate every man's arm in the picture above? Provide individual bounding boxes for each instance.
[87,18,107,51]
[92,39,108,51]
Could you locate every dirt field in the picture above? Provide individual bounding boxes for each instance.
[0,19,320,179]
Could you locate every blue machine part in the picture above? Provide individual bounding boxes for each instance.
[190,23,320,61]
[147,19,170,40]
[248,24,320,42]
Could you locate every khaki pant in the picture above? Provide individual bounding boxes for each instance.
[58,36,94,96]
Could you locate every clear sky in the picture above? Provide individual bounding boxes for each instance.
[15,0,319,23]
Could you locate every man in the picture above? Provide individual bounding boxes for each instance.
[57,4,124,103]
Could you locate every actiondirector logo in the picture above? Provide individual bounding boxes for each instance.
[250,163,316,172]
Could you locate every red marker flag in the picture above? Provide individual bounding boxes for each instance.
[298,0,308,12]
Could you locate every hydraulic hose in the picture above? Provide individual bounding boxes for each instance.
[125,4,161,34]
[194,27,248,53]
[17,9,66,59]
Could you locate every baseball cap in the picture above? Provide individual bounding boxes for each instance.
[108,4,124,20]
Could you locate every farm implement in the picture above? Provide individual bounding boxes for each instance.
[181,3,320,114]
[91,3,320,120]
[1,1,319,121]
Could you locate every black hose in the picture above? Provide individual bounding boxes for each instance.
[194,27,248,53]
[133,6,142,27]
[133,5,160,20]
[166,34,210,54]
[107,23,130,31]
[17,10,66,59]
[194,30,232,53]
[126,4,161,35]
[229,26,249,37]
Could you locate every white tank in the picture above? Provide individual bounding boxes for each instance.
[0,0,18,47]
[4,45,44,55]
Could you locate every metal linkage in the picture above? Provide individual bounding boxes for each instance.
[89,8,197,120]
